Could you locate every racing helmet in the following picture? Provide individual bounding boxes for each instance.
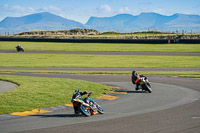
[132,71,136,75]
[75,89,80,93]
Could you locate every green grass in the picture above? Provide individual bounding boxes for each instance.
[0,53,199,67]
[0,75,110,114]
[0,41,200,52]
[0,69,200,76]
[0,70,200,78]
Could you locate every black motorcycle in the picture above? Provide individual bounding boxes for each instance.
[16,46,24,52]
[137,76,152,93]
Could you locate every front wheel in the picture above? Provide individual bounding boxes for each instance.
[142,83,152,93]
[97,104,104,114]
[80,105,91,117]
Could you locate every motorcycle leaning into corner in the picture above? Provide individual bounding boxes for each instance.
[131,71,152,93]
[16,44,24,52]
[71,91,104,117]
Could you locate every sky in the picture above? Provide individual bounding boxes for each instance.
[0,0,200,24]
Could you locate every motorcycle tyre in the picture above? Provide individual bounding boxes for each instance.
[142,83,152,93]
[97,104,104,114]
[80,105,91,117]
[16,48,24,52]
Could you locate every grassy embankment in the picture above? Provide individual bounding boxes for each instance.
[0,75,110,114]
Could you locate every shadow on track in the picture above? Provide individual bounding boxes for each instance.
[114,89,147,94]
[126,90,148,93]
[34,114,85,118]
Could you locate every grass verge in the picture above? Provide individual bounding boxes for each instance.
[0,70,200,78]
[0,41,200,52]
[0,75,110,115]
[0,53,200,67]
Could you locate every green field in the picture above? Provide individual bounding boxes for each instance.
[0,41,200,52]
[0,53,199,67]
[0,75,110,114]
[0,70,200,78]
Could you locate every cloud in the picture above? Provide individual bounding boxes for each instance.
[97,4,113,13]
[1,4,35,14]
[38,6,62,13]
[119,7,131,14]
[0,4,35,20]
[0,4,65,21]
[87,4,114,18]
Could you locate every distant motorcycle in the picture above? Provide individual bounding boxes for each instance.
[137,76,152,93]
[72,93,104,117]
[16,46,24,52]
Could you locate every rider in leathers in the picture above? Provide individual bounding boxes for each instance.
[131,71,147,90]
[71,89,91,114]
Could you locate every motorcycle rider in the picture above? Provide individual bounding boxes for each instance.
[71,89,91,114]
[131,71,147,90]
[16,44,24,52]
[16,44,22,49]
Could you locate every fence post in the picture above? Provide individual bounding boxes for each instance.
[168,39,170,44]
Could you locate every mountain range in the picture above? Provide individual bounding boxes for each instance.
[0,12,85,34]
[0,12,200,34]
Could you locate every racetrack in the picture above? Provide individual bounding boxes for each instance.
[0,80,18,93]
[0,50,200,133]
[0,73,200,133]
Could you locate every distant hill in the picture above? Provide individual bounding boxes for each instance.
[0,12,85,34]
[1,12,200,34]
[86,12,200,33]
[18,28,100,36]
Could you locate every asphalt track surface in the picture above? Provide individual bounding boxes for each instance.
[0,80,18,93]
[0,51,200,133]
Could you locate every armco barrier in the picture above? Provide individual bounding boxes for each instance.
[178,39,200,44]
[0,37,200,44]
